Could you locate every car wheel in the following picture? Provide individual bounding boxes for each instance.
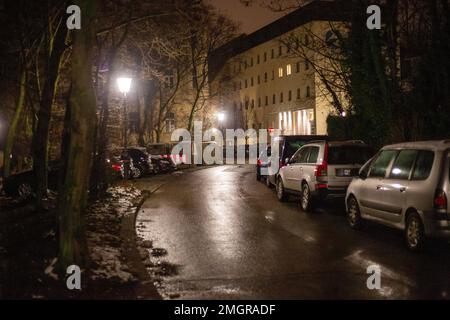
[405,212,425,251]
[300,183,313,212]
[17,182,33,200]
[347,196,363,229]
[276,178,288,202]
[132,167,142,179]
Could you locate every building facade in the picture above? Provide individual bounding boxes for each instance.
[209,1,350,139]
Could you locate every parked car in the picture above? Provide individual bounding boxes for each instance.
[123,147,154,178]
[3,162,59,200]
[265,135,329,188]
[256,146,271,182]
[346,140,450,251]
[276,140,373,212]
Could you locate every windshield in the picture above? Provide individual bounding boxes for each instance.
[328,146,372,165]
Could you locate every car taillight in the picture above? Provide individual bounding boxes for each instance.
[112,164,122,171]
[434,189,447,210]
[257,159,262,166]
[314,143,328,177]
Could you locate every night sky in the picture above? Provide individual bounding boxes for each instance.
[207,0,287,34]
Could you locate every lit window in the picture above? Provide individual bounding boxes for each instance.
[286,64,292,75]
[278,67,283,78]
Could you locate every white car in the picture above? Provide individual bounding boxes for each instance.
[346,140,450,251]
[276,140,372,211]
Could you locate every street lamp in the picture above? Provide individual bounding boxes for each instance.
[117,77,132,149]
[217,112,225,123]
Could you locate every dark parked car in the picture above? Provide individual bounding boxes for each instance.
[3,162,59,200]
[265,135,329,188]
[123,147,154,178]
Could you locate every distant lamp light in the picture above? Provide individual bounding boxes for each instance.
[117,77,132,95]
[341,111,347,117]
[217,112,225,122]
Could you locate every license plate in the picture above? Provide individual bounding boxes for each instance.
[343,169,351,176]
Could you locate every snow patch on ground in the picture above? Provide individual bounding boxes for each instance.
[85,186,142,284]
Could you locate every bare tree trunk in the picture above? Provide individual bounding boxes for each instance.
[58,0,99,270]
[32,17,68,206]
[3,69,26,178]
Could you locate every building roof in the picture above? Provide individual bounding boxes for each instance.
[208,0,352,82]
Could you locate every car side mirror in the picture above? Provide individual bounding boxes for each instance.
[285,157,290,165]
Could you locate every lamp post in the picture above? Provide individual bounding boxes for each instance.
[217,111,225,134]
[117,77,132,149]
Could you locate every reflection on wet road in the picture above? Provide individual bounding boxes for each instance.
[137,165,450,299]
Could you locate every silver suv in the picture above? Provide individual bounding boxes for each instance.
[276,140,372,212]
[346,140,450,251]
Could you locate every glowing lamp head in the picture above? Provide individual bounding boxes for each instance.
[217,112,225,122]
[117,77,132,95]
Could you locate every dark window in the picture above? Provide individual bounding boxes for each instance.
[296,62,300,73]
[264,52,267,62]
[390,150,418,180]
[265,96,268,106]
[278,46,283,56]
[412,151,434,180]
[328,146,373,165]
[297,88,301,99]
[271,49,274,59]
[165,112,175,133]
[250,57,253,66]
[288,90,292,101]
[308,147,320,163]
[272,94,276,104]
[305,60,310,70]
[280,92,283,103]
[305,35,309,46]
[251,77,254,86]
[271,70,275,80]
[245,79,248,88]
[306,86,311,97]
[257,55,260,64]
[264,72,268,82]
[298,147,310,163]
[258,97,261,107]
[257,75,260,84]
[369,150,397,178]
[251,99,254,109]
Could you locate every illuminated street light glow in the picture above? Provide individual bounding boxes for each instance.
[217,112,225,122]
[117,77,132,95]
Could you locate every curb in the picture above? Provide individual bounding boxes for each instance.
[120,185,163,300]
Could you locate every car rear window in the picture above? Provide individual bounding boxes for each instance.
[327,146,372,165]
[412,151,434,180]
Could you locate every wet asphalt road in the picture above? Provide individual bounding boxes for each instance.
[137,165,450,299]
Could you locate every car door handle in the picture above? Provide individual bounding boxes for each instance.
[376,185,382,190]
[400,187,406,193]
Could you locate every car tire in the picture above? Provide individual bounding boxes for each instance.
[17,182,33,200]
[405,212,425,251]
[132,167,142,179]
[256,173,261,181]
[276,178,288,202]
[347,196,363,230]
[300,183,314,212]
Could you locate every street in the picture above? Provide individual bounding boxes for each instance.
[137,165,450,300]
